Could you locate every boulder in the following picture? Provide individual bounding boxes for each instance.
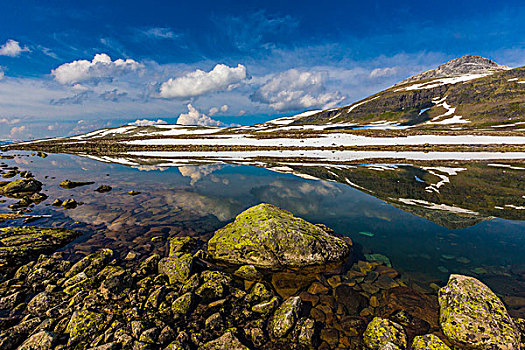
[269,296,302,339]
[438,274,520,350]
[0,179,42,197]
[207,204,350,268]
[411,334,450,349]
[363,317,407,350]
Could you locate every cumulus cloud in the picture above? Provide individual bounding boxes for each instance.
[159,64,247,99]
[177,104,224,126]
[10,125,29,138]
[52,53,143,85]
[208,104,229,116]
[128,119,167,126]
[251,69,344,111]
[0,39,30,57]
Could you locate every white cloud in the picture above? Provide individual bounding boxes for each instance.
[0,118,21,125]
[143,27,178,39]
[208,104,229,116]
[0,69,4,80]
[0,39,30,57]
[128,119,167,126]
[177,104,224,126]
[159,64,247,99]
[10,125,28,138]
[251,69,344,111]
[369,67,398,78]
[52,53,143,85]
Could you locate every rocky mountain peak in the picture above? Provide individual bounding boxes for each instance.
[397,54,510,85]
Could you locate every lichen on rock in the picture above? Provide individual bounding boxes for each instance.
[438,274,520,350]
[207,203,350,268]
[363,317,407,350]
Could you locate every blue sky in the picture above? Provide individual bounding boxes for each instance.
[1,0,525,140]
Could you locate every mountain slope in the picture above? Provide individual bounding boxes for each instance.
[291,55,525,130]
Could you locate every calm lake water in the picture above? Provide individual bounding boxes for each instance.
[2,151,525,308]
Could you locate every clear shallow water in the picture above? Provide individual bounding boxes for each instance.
[1,151,525,308]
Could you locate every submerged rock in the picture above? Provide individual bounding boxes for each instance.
[438,274,520,349]
[363,317,407,350]
[95,185,112,193]
[207,203,350,268]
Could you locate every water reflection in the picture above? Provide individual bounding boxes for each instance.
[0,151,524,315]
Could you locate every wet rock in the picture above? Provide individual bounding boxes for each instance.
[99,266,132,300]
[438,274,520,349]
[17,330,56,349]
[95,185,112,193]
[0,227,81,271]
[158,254,193,284]
[62,199,78,209]
[128,191,141,196]
[411,334,451,349]
[269,296,302,339]
[293,317,316,348]
[200,331,250,350]
[334,284,367,315]
[363,317,407,350]
[0,179,42,197]
[52,199,62,207]
[207,203,350,268]
[252,296,280,315]
[59,180,95,189]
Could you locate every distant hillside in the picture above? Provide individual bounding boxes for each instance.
[291,55,525,130]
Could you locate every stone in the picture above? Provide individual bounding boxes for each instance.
[59,180,94,189]
[269,296,302,338]
[207,204,350,268]
[27,291,55,317]
[252,296,280,315]
[294,318,316,348]
[95,185,112,193]
[0,179,42,197]
[438,274,520,349]
[172,292,193,317]
[411,334,451,350]
[233,265,262,280]
[200,331,250,350]
[195,271,232,300]
[17,330,56,349]
[158,254,193,284]
[363,317,407,350]
[66,310,107,345]
[62,199,78,209]
[168,237,197,256]
[334,284,367,315]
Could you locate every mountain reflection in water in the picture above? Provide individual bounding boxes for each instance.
[1,151,524,315]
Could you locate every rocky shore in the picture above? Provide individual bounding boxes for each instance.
[0,203,522,349]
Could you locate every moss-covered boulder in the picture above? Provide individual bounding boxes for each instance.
[438,274,520,350]
[411,334,451,350]
[0,178,41,197]
[207,204,350,268]
[0,227,81,271]
[363,317,407,350]
[200,331,251,350]
[66,310,108,346]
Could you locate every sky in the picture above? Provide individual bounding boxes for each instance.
[1,0,525,140]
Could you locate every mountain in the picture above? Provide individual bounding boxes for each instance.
[289,55,525,130]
